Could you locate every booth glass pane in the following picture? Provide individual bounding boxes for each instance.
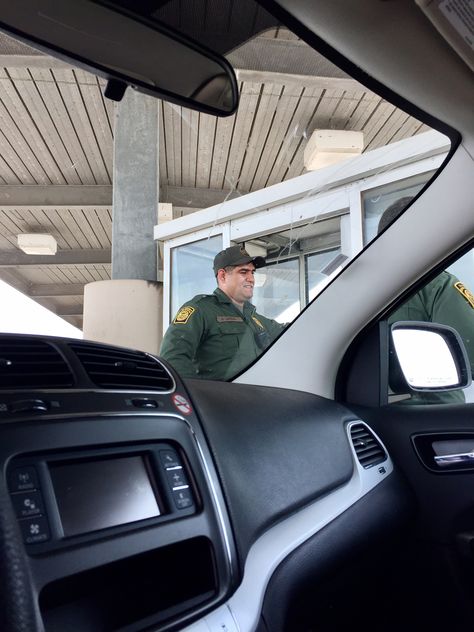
[170,235,222,318]
[363,172,434,243]
[306,249,342,302]
[252,258,300,323]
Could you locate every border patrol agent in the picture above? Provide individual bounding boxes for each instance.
[160,245,286,380]
[380,197,474,404]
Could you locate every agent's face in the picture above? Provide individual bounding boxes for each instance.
[218,263,256,305]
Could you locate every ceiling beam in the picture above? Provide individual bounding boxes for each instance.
[0,54,71,69]
[0,185,112,207]
[61,314,83,327]
[0,40,361,106]
[0,269,30,294]
[0,249,111,267]
[34,297,83,317]
[228,38,351,80]
[30,283,85,297]
[2,38,349,81]
[54,305,84,317]
[0,55,360,91]
[0,273,85,300]
[163,185,242,209]
[0,185,242,211]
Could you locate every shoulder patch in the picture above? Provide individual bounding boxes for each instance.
[174,306,196,324]
[454,281,474,309]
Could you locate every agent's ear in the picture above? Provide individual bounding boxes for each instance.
[216,268,226,285]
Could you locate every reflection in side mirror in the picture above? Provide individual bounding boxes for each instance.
[390,321,472,392]
[0,1,239,116]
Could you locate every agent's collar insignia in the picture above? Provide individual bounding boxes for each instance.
[174,306,195,324]
[454,281,474,309]
[252,316,265,329]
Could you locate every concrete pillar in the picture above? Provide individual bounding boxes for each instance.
[112,89,159,279]
[83,89,163,352]
[83,280,163,354]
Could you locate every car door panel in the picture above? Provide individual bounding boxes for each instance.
[350,403,474,630]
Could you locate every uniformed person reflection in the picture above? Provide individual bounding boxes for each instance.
[160,245,286,380]
[381,197,474,404]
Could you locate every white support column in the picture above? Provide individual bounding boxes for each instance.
[347,186,364,257]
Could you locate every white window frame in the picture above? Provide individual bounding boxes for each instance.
[162,224,230,332]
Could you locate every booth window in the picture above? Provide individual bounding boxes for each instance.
[252,257,300,322]
[363,172,435,243]
[306,248,342,302]
[170,235,222,319]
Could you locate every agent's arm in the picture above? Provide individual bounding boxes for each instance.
[424,272,474,372]
[159,304,205,378]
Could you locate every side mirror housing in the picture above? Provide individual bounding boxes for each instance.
[390,321,472,392]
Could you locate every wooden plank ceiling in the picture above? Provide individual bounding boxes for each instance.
[0,28,430,329]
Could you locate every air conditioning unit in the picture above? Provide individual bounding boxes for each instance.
[304,130,364,170]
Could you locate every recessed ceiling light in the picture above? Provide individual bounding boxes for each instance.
[17,234,57,255]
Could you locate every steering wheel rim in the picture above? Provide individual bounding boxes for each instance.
[0,480,43,632]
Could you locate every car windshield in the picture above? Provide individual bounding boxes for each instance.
[0,0,452,381]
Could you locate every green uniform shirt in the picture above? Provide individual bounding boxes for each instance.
[389,271,474,404]
[160,288,286,380]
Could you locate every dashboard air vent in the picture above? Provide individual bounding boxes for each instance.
[70,342,173,391]
[0,339,74,388]
[350,423,386,468]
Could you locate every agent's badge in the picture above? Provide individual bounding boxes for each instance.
[454,281,474,309]
[252,316,265,329]
[174,306,196,324]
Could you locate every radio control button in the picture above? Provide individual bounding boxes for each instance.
[172,488,193,509]
[159,450,180,469]
[19,516,50,544]
[166,467,188,489]
[9,466,39,492]
[11,490,44,519]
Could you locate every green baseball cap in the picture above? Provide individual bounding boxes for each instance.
[213,245,266,274]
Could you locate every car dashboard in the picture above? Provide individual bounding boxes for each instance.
[0,333,412,632]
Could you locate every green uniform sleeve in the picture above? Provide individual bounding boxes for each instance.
[159,303,205,378]
[421,272,474,372]
[267,318,287,342]
[257,314,287,344]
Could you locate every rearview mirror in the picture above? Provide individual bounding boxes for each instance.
[0,0,239,115]
[390,321,472,392]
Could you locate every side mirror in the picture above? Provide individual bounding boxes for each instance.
[390,321,472,392]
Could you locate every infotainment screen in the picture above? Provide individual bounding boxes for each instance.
[49,455,161,537]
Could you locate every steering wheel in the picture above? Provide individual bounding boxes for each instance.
[0,481,43,632]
